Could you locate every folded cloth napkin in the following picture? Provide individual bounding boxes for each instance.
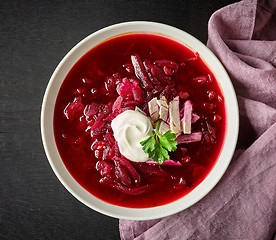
[119,0,276,239]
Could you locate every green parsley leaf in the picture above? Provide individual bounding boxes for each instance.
[159,131,177,152]
[140,120,178,164]
[141,136,155,153]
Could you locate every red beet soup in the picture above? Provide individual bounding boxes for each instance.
[54,33,226,208]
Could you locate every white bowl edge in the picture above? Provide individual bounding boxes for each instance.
[41,21,239,220]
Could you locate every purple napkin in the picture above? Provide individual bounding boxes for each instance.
[119,0,276,239]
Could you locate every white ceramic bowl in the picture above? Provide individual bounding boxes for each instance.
[41,21,239,220]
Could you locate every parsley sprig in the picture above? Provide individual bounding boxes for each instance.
[140,121,178,164]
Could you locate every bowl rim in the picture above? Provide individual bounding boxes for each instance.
[41,21,239,220]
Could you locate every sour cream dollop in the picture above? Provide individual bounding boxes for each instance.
[111,110,153,162]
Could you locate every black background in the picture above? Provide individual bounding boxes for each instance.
[1,1,238,239]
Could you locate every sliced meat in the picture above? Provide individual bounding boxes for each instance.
[182,100,193,134]
[157,96,169,122]
[169,96,181,134]
[158,120,170,135]
[148,97,160,122]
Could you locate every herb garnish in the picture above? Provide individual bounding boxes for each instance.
[140,121,178,164]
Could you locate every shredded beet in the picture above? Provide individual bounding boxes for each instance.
[96,160,115,177]
[118,78,134,100]
[104,132,116,145]
[112,157,141,186]
[112,182,155,195]
[143,59,163,94]
[124,100,140,107]
[151,65,171,84]
[64,101,84,120]
[154,59,178,69]
[84,103,99,118]
[132,85,144,103]
[131,54,153,90]
[191,113,200,123]
[146,159,182,166]
[103,112,118,122]
[112,96,123,113]
[132,162,167,176]
[114,161,132,187]
[176,132,202,144]
[159,84,174,100]
[179,91,189,100]
[90,102,112,130]
[118,77,144,103]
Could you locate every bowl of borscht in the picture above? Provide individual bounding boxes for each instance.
[41,21,239,220]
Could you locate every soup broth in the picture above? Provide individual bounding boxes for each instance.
[54,34,226,208]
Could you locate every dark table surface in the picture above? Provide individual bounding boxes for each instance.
[1,0,238,239]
